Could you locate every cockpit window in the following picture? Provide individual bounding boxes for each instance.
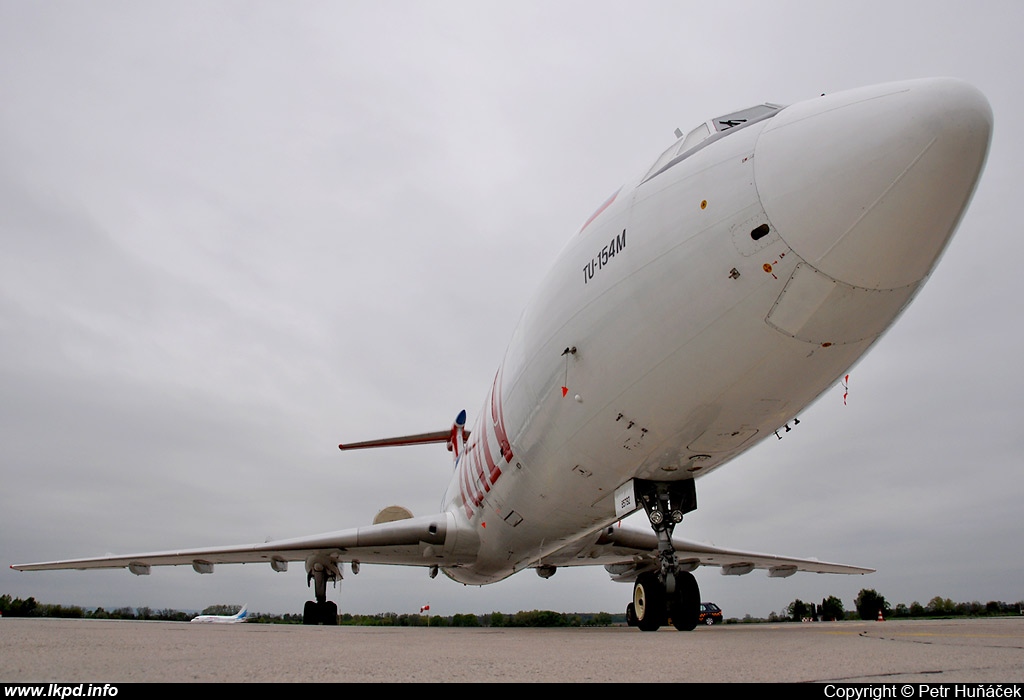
[642,103,784,183]
[712,104,782,132]
[678,122,711,154]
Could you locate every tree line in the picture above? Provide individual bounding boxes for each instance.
[0,594,192,621]
[779,589,1023,623]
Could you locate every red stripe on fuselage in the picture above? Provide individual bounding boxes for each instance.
[461,447,483,503]
[491,368,513,467]
[459,451,478,519]
[473,434,491,495]
[457,366,514,518]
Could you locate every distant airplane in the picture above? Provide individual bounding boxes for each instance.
[190,605,248,624]
[12,78,992,631]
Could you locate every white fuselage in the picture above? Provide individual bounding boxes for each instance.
[439,78,992,585]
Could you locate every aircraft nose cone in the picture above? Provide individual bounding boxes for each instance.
[754,78,992,290]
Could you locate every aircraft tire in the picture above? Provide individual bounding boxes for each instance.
[303,600,318,625]
[669,571,700,631]
[633,572,664,632]
[625,602,637,627]
[323,600,339,625]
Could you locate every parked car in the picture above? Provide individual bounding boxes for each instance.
[699,602,723,625]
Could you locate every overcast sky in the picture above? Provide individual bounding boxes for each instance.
[2,1,1022,619]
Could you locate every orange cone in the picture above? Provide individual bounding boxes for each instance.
[876,609,885,622]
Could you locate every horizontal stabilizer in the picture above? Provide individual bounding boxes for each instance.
[338,430,451,451]
[339,411,470,459]
[342,407,473,462]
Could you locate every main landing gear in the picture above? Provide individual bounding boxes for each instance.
[627,479,701,632]
[303,557,342,625]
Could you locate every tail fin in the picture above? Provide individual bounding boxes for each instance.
[447,410,468,467]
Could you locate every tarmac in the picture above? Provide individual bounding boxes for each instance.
[1,617,1023,683]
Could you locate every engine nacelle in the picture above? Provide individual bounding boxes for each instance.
[192,560,214,575]
[721,563,754,576]
[535,565,557,579]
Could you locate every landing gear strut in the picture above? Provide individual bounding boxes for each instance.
[303,558,341,625]
[627,479,701,632]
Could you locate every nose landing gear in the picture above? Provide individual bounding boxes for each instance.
[628,479,700,632]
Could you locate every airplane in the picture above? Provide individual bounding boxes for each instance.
[12,78,992,631]
[189,605,248,624]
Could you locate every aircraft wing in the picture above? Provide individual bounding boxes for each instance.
[535,524,873,580]
[11,513,472,574]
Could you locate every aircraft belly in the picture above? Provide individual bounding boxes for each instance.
[567,233,919,482]
[565,270,874,481]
